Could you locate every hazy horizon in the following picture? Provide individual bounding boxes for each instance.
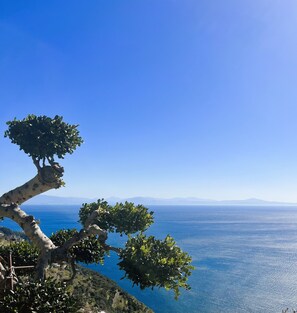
[24,194,297,206]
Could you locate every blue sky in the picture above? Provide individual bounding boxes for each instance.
[1,1,297,202]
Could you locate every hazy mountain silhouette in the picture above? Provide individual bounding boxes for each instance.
[25,195,296,206]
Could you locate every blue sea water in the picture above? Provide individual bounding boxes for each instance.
[2,205,297,313]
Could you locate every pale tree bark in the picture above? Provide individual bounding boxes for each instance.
[0,203,56,280]
[0,204,55,251]
[0,165,64,205]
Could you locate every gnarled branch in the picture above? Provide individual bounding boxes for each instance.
[0,204,55,251]
[0,164,64,205]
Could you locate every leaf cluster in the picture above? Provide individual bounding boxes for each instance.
[50,229,105,264]
[0,279,80,313]
[0,241,39,275]
[79,200,154,235]
[118,234,194,299]
[4,115,83,163]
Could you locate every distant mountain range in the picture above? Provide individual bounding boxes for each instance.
[25,195,297,206]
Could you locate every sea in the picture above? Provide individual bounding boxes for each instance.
[2,205,297,313]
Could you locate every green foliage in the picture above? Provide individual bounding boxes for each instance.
[0,241,39,275]
[0,279,80,313]
[79,200,154,235]
[50,229,105,264]
[78,200,193,298]
[79,199,110,229]
[4,114,83,163]
[118,233,194,299]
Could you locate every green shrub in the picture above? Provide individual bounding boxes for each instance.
[0,241,38,275]
[0,279,80,313]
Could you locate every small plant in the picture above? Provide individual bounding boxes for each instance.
[0,279,80,313]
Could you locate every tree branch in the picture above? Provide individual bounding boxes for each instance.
[101,243,122,254]
[0,164,64,205]
[53,225,107,260]
[0,204,56,251]
[64,259,77,285]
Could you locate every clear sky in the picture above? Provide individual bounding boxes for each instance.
[1,1,297,202]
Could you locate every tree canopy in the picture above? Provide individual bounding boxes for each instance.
[4,114,83,167]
